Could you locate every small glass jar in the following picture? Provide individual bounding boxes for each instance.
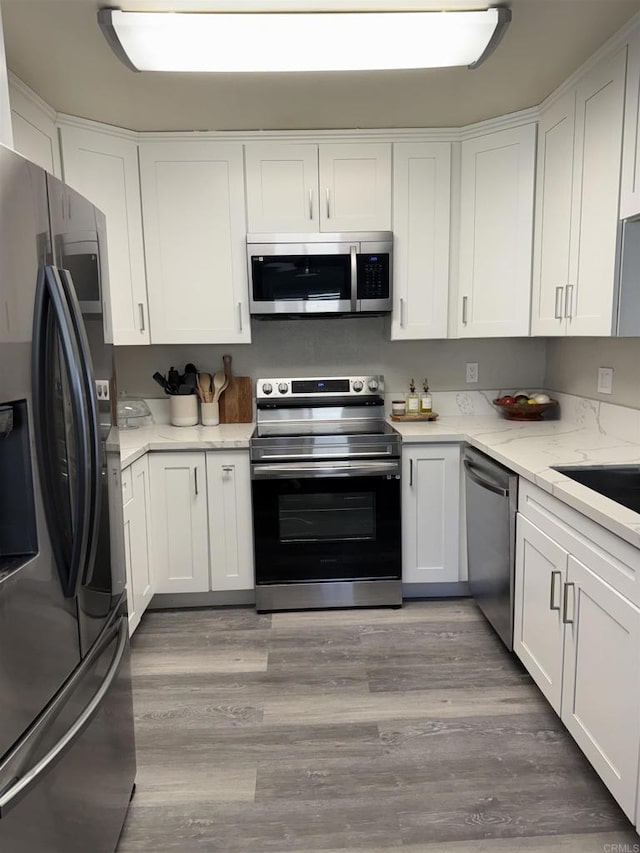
[392,400,406,416]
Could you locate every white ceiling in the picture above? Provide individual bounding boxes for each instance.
[3,0,640,131]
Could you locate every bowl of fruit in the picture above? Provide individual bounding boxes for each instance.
[493,392,558,421]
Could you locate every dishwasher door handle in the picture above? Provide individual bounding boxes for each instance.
[463,458,509,497]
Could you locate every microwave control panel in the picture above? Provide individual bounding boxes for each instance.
[357,254,390,300]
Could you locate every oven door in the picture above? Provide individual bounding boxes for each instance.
[251,459,401,584]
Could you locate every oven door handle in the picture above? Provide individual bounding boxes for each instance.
[251,460,401,479]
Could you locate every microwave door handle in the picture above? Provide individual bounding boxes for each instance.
[350,245,358,312]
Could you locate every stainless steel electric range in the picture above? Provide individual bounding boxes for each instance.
[250,375,402,612]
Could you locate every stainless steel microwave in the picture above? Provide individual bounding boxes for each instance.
[247,232,392,317]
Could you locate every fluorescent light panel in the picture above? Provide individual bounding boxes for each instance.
[100,8,507,73]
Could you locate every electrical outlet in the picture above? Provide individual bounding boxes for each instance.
[95,379,110,401]
[466,362,478,384]
[597,367,613,395]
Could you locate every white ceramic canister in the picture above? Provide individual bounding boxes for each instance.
[170,394,198,426]
[201,401,220,426]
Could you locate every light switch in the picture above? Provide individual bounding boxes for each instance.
[597,367,613,395]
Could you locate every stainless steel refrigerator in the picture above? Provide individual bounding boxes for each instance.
[0,144,136,851]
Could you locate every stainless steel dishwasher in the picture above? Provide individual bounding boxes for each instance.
[463,446,518,650]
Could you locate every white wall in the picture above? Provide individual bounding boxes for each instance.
[0,2,13,147]
[115,317,547,399]
[545,337,640,409]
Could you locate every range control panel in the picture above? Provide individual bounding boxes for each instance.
[256,375,384,400]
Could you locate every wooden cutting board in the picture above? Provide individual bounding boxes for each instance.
[219,376,253,423]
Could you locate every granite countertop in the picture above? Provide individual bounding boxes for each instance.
[392,415,640,550]
[111,413,640,551]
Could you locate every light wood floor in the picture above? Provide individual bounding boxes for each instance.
[117,599,639,852]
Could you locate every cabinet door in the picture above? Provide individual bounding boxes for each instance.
[8,76,61,177]
[148,452,210,594]
[391,142,450,340]
[122,457,154,635]
[457,124,536,338]
[530,91,575,337]
[620,30,640,220]
[402,444,460,584]
[318,143,391,232]
[121,466,139,635]
[561,555,640,821]
[139,142,250,344]
[60,124,149,345]
[567,48,626,336]
[206,451,254,592]
[245,143,319,233]
[514,515,567,714]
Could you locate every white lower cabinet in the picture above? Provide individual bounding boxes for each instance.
[148,452,210,594]
[206,451,254,592]
[145,450,255,596]
[122,456,154,635]
[515,494,640,822]
[402,444,461,584]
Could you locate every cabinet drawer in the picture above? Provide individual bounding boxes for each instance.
[121,467,133,506]
[518,479,639,607]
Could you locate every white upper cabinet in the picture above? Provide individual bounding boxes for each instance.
[620,28,640,219]
[391,142,450,340]
[566,48,626,336]
[8,75,60,177]
[245,142,391,233]
[59,123,149,345]
[245,143,319,233]
[457,124,536,338]
[139,141,250,344]
[318,143,391,231]
[532,49,626,337]
[530,91,576,337]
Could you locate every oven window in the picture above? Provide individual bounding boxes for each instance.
[252,255,351,302]
[279,492,375,543]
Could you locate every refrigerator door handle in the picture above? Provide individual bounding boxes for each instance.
[31,266,93,598]
[57,267,102,588]
[0,616,128,819]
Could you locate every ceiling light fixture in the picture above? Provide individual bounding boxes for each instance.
[98,7,511,73]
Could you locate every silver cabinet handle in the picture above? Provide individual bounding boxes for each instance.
[550,570,562,611]
[309,188,313,220]
[409,458,414,487]
[400,297,406,328]
[462,296,468,325]
[194,467,199,496]
[238,301,243,332]
[222,465,233,476]
[138,302,145,332]
[565,285,574,320]
[554,286,564,320]
[562,581,575,624]
[326,188,331,219]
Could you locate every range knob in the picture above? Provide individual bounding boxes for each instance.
[262,382,273,395]
[278,382,289,394]
[367,378,379,392]
[352,380,364,392]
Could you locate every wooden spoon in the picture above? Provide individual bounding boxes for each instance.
[212,371,227,403]
[198,372,212,403]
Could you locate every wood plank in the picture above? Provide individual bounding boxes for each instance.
[219,376,253,423]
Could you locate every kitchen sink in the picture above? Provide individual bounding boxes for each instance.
[553,465,640,514]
